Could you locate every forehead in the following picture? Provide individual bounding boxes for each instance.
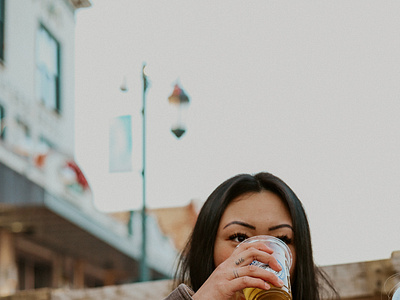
[220,190,292,226]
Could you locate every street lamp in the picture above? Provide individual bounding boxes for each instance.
[121,63,190,282]
[168,83,190,139]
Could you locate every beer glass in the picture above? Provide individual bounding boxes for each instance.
[239,235,292,300]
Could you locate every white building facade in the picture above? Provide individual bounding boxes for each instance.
[0,0,178,296]
[0,0,83,156]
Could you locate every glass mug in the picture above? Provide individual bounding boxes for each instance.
[237,235,292,300]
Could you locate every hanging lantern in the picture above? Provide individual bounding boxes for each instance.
[168,84,190,138]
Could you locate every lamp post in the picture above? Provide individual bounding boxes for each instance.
[122,63,190,282]
[140,63,149,282]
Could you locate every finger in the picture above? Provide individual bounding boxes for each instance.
[236,247,281,273]
[230,274,272,292]
[232,268,240,279]
[230,265,283,288]
[248,250,282,273]
[234,256,246,266]
[233,241,274,266]
[235,241,274,255]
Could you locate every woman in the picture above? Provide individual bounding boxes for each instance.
[165,172,339,300]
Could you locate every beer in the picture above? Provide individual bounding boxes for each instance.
[243,286,291,300]
[238,236,292,300]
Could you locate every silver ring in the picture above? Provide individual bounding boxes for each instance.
[233,269,240,279]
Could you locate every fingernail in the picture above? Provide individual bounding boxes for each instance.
[265,282,270,290]
[278,279,284,286]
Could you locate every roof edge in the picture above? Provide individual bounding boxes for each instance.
[69,0,92,9]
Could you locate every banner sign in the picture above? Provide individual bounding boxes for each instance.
[109,115,132,173]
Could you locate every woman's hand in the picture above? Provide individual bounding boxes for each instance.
[192,241,284,300]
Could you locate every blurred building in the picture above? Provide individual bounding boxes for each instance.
[0,0,177,297]
[111,199,201,253]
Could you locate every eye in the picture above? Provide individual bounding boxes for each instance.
[229,233,249,243]
[276,235,293,245]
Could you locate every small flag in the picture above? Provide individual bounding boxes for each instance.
[109,115,132,172]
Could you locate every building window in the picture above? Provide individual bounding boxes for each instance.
[0,104,5,139]
[0,0,5,62]
[36,24,61,113]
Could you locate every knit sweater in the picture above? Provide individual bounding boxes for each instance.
[163,284,195,300]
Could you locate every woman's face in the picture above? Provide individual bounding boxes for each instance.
[213,190,296,276]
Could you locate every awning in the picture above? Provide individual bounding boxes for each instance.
[0,162,141,279]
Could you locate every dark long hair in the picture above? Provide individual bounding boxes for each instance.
[174,172,339,300]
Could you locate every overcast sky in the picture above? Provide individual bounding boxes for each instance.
[74,1,400,266]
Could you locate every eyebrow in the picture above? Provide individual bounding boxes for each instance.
[268,224,294,231]
[223,221,256,230]
[223,221,294,232]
